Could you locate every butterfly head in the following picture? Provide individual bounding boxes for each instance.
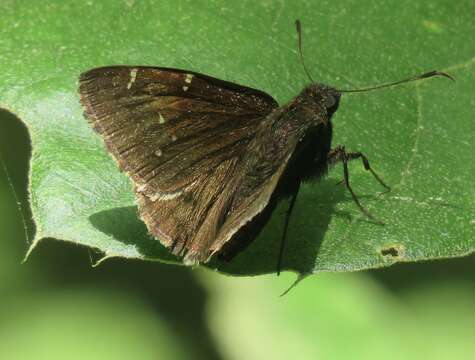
[304,83,341,117]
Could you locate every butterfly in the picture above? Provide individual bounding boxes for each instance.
[78,21,452,273]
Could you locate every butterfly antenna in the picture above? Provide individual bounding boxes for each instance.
[337,70,454,93]
[295,19,315,83]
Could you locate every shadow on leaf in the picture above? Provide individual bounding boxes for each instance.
[89,206,178,263]
[89,178,347,276]
[214,178,347,275]
[0,108,35,244]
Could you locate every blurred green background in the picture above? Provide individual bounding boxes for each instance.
[1,0,475,358]
[1,108,474,359]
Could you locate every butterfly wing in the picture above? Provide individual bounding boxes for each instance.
[79,66,277,196]
[137,108,296,263]
[79,66,280,260]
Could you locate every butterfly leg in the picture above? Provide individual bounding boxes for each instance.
[277,179,301,276]
[329,147,390,192]
[327,146,386,224]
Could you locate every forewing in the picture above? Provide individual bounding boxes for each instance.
[78,66,278,197]
[78,66,278,259]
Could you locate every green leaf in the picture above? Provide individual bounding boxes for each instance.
[1,0,473,275]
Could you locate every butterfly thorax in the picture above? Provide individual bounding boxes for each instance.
[293,84,340,181]
[235,83,341,202]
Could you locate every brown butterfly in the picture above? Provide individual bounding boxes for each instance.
[78,21,452,273]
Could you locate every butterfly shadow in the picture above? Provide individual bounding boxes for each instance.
[89,206,179,263]
[89,178,352,276]
[212,178,349,275]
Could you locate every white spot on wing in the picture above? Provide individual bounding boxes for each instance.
[149,190,182,201]
[147,179,196,202]
[185,74,194,83]
[127,68,138,89]
[158,113,166,124]
[182,85,189,91]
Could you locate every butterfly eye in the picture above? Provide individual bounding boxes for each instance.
[325,95,336,108]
